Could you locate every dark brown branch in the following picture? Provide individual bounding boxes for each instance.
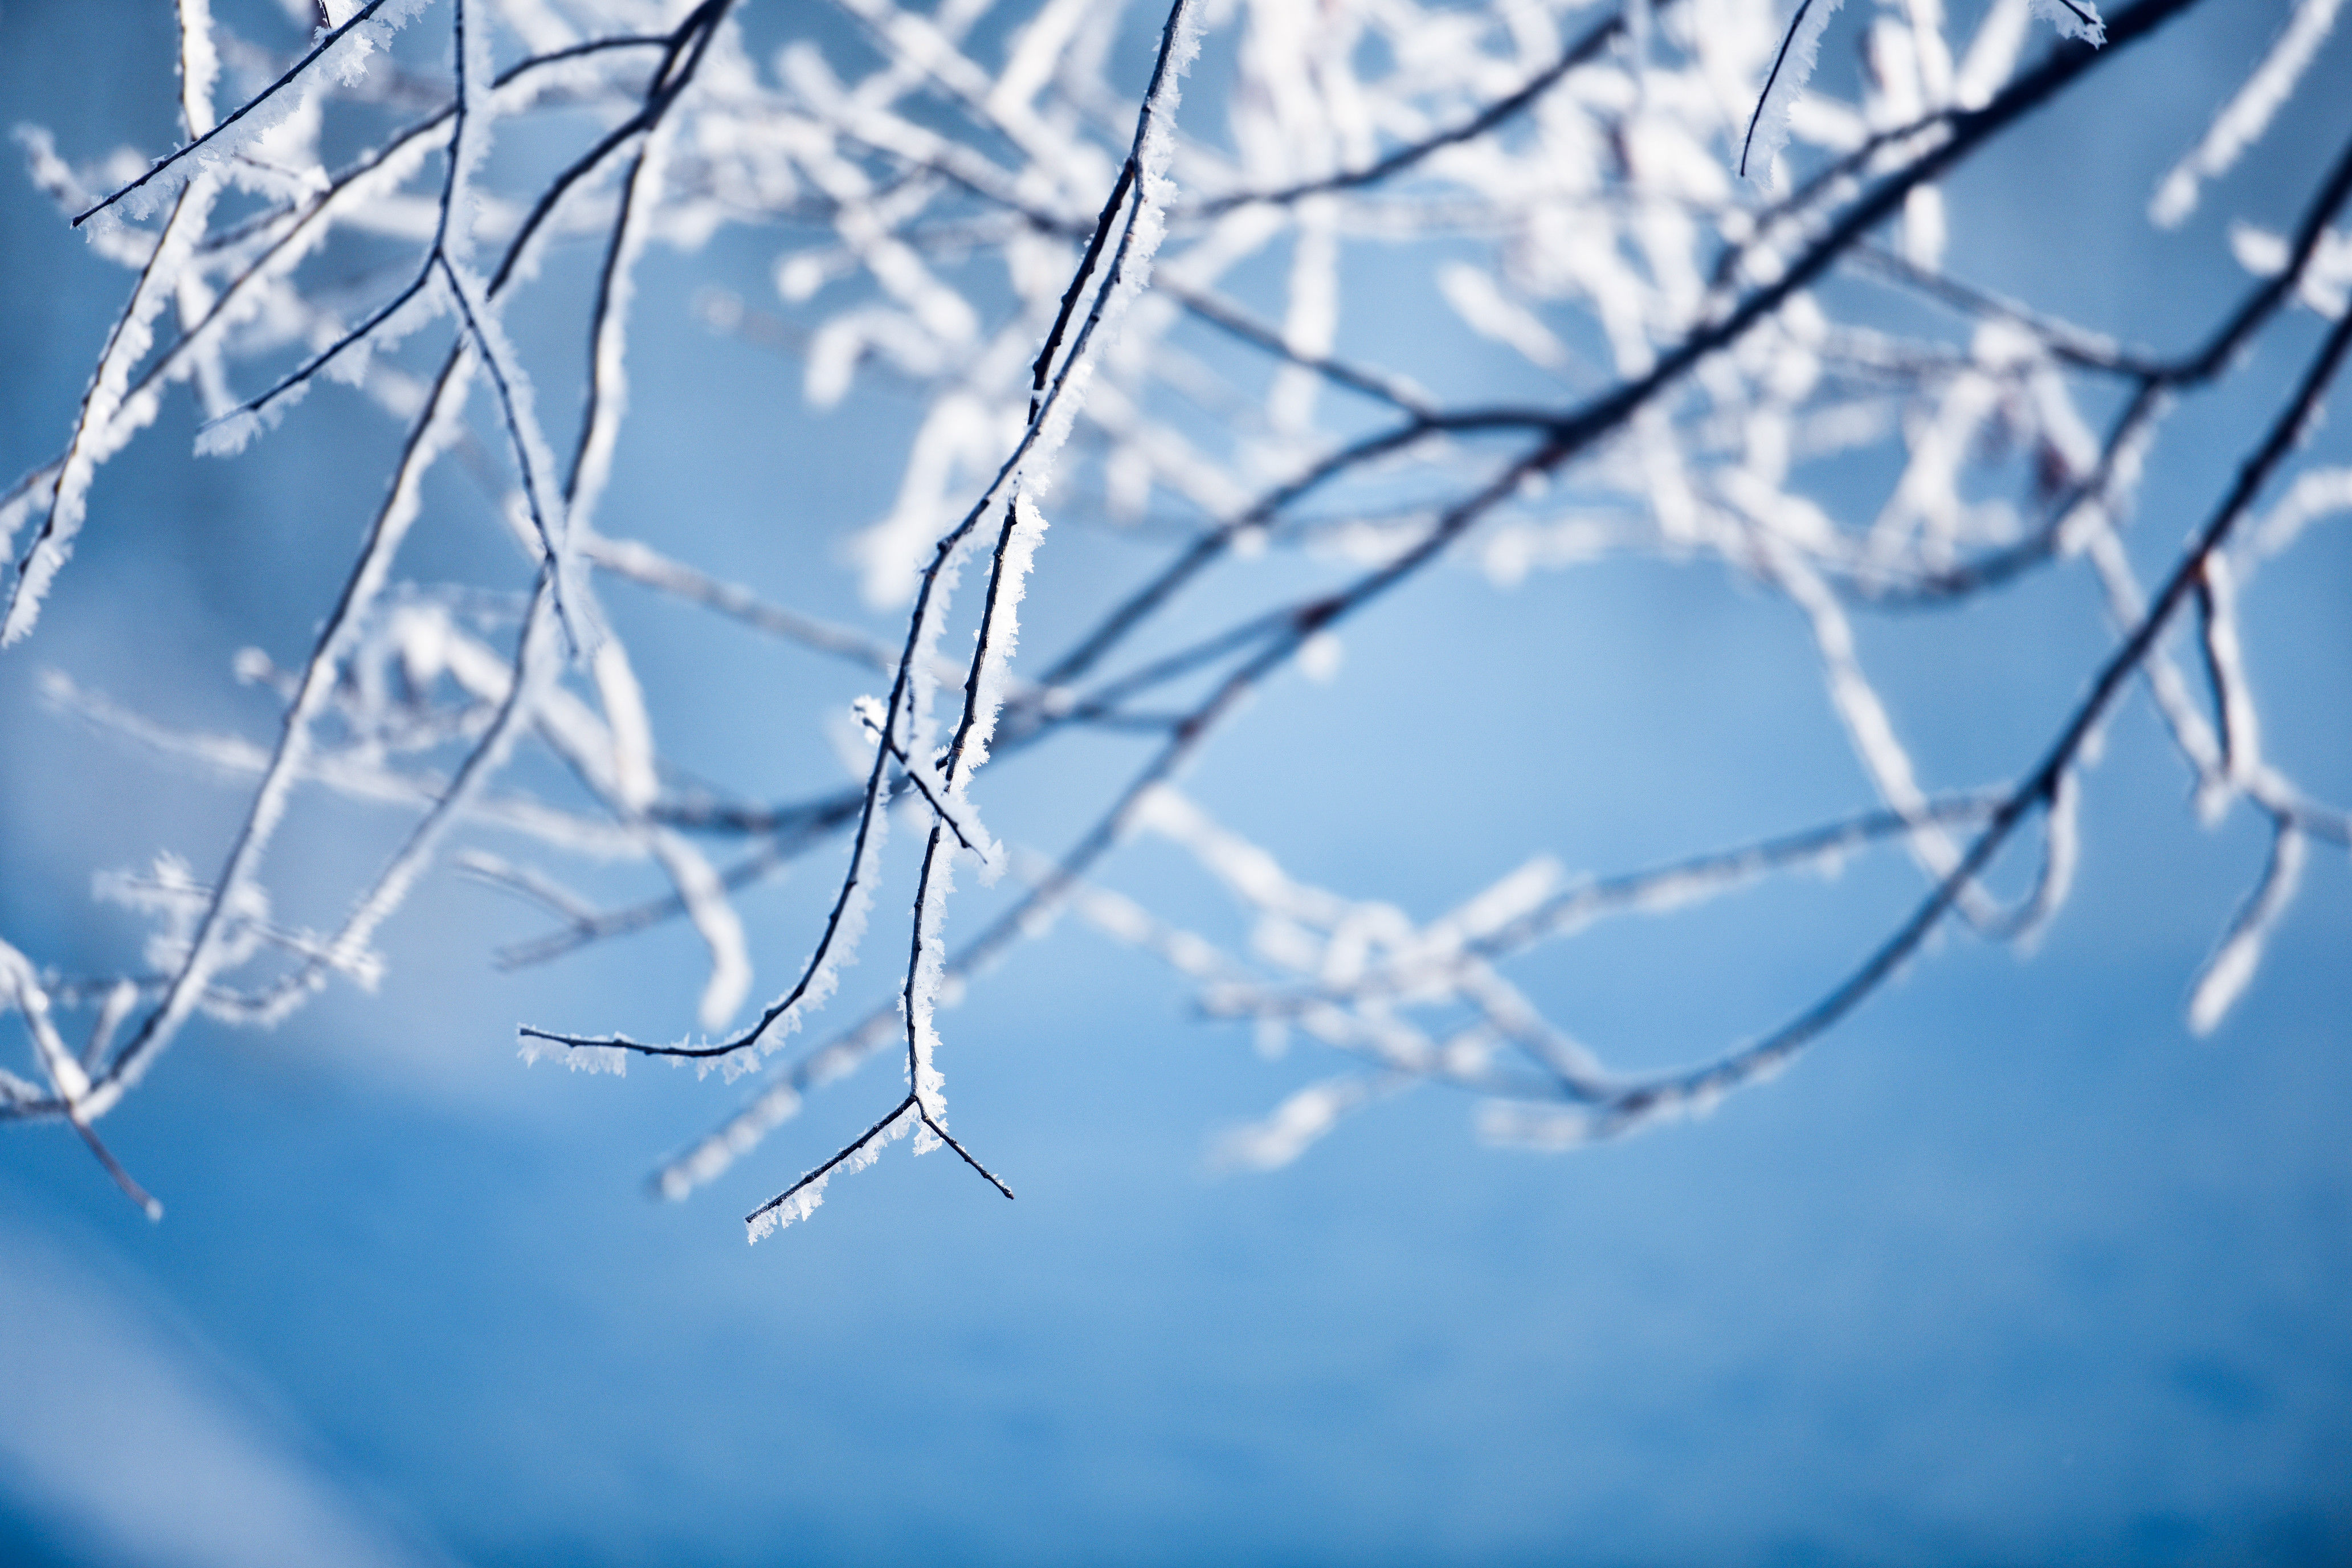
[1740,0,1820,179]
[743,1093,916,1230]
[74,0,406,227]
[920,1112,1016,1199]
[1186,6,1628,217]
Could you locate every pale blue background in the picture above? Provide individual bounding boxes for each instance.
[2,1,2349,1563]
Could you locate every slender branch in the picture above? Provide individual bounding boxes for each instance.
[74,0,407,227]
[1740,0,1820,180]
[918,1112,1016,1199]
[1185,5,1629,217]
[742,1093,916,1230]
[1558,268,2352,1141]
[67,1110,164,1221]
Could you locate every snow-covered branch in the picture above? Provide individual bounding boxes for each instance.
[6,0,2345,1242]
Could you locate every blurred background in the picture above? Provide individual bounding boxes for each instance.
[2,0,2348,1562]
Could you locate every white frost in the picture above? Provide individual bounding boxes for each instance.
[1739,0,1848,185]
